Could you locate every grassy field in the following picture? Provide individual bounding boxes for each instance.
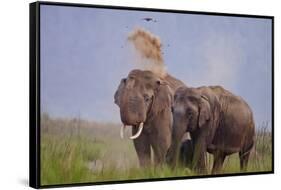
[40,113,272,186]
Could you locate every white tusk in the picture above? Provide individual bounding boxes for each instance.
[130,122,144,140]
[120,125,128,139]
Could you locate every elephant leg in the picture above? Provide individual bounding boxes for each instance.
[133,131,151,167]
[151,143,168,166]
[239,150,250,171]
[150,110,172,167]
[150,135,170,167]
[212,152,226,174]
[193,151,207,174]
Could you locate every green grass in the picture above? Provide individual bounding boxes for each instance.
[40,114,272,186]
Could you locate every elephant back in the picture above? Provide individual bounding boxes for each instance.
[164,74,185,93]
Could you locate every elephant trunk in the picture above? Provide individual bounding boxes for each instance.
[120,93,145,123]
[166,116,187,168]
[119,93,146,139]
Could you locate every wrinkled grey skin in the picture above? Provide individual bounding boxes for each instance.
[114,69,184,167]
[179,139,194,169]
[166,86,255,174]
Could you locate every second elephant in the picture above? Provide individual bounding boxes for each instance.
[166,85,255,174]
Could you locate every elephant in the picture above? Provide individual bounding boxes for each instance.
[114,69,184,167]
[179,139,194,169]
[166,85,255,174]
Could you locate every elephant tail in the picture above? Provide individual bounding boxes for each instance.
[240,123,255,159]
[240,140,254,159]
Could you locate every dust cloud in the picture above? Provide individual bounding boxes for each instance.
[127,28,167,78]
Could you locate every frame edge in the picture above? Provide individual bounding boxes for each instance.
[31,1,275,188]
[29,1,40,189]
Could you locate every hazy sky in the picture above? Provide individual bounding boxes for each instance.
[40,5,272,128]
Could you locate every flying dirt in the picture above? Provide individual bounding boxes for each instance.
[127,28,167,78]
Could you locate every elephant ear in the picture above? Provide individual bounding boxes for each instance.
[114,78,126,106]
[151,81,173,116]
[198,95,211,128]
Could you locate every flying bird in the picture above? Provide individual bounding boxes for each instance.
[142,17,153,21]
[142,17,157,22]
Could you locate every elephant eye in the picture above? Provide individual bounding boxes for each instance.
[186,109,193,117]
[122,78,127,83]
[144,94,151,102]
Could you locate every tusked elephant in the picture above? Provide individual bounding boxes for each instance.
[114,69,184,167]
[166,85,255,174]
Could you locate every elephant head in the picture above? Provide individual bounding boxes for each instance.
[114,69,173,140]
[166,86,212,168]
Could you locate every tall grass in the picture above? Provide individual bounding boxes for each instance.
[40,113,272,185]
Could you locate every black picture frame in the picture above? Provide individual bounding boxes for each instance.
[29,1,274,188]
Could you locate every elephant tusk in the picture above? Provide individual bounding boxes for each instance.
[130,122,144,140]
[120,125,128,139]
